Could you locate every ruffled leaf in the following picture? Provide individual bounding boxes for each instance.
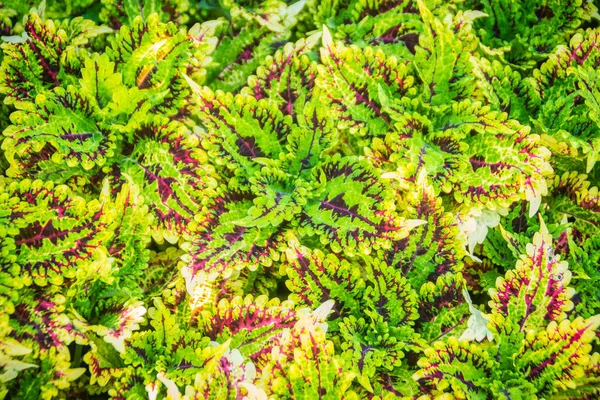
[299,155,407,254]
[516,316,600,396]
[489,220,575,328]
[197,295,298,362]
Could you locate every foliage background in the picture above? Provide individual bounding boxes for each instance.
[0,0,600,398]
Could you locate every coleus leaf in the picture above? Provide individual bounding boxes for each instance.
[381,170,465,289]
[413,337,496,399]
[241,32,321,119]
[489,219,576,328]
[242,164,310,229]
[0,12,95,106]
[284,97,337,178]
[317,30,415,143]
[364,109,431,173]
[417,272,469,342]
[553,352,600,398]
[362,257,419,327]
[380,99,552,225]
[515,316,600,397]
[286,248,421,394]
[194,90,292,176]
[549,171,600,235]
[0,179,113,287]
[2,84,118,178]
[3,14,103,133]
[299,154,410,254]
[204,19,276,93]
[83,333,126,388]
[196,76,335,184]
[0,312,37,384]
[79,53,123,114]
[415,220,600,398]
[112,117,217,241]
[340,4,422,59]
[196,295,298,362]
[138,247,185,304]
[262,333,358,400]
[471,58,529,121]
[285,246,365,320]
[307,0,451,31]
[7,289,86,353]
[106,13,209,117]
[6,345,86,400]
[73,299,146,354]
[0,178,149,387]
[413,0,474,107]
[0,178,151,289]
[448,103,552,216]
[182,205,285,283]
[58,17,113,48]
[526,28,600,172]
[188,258,284,308]
[102,182,151,276]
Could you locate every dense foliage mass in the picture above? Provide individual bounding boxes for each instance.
[0,0,600,398]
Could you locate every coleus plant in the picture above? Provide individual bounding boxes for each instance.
[0,0,599,399]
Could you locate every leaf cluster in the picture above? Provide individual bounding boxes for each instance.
[0,0,599,399]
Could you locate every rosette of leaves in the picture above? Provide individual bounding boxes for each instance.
[1,10,218,240]
[364,3,552,252]
[0,179,150,398]
[414,221,600,398]
[184,64,420,293]
[314,2,551,241]
[476,165,600,314]
[0,8,214,173]
[281,174,468,395]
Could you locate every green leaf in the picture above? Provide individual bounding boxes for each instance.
[413,0,473,106]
